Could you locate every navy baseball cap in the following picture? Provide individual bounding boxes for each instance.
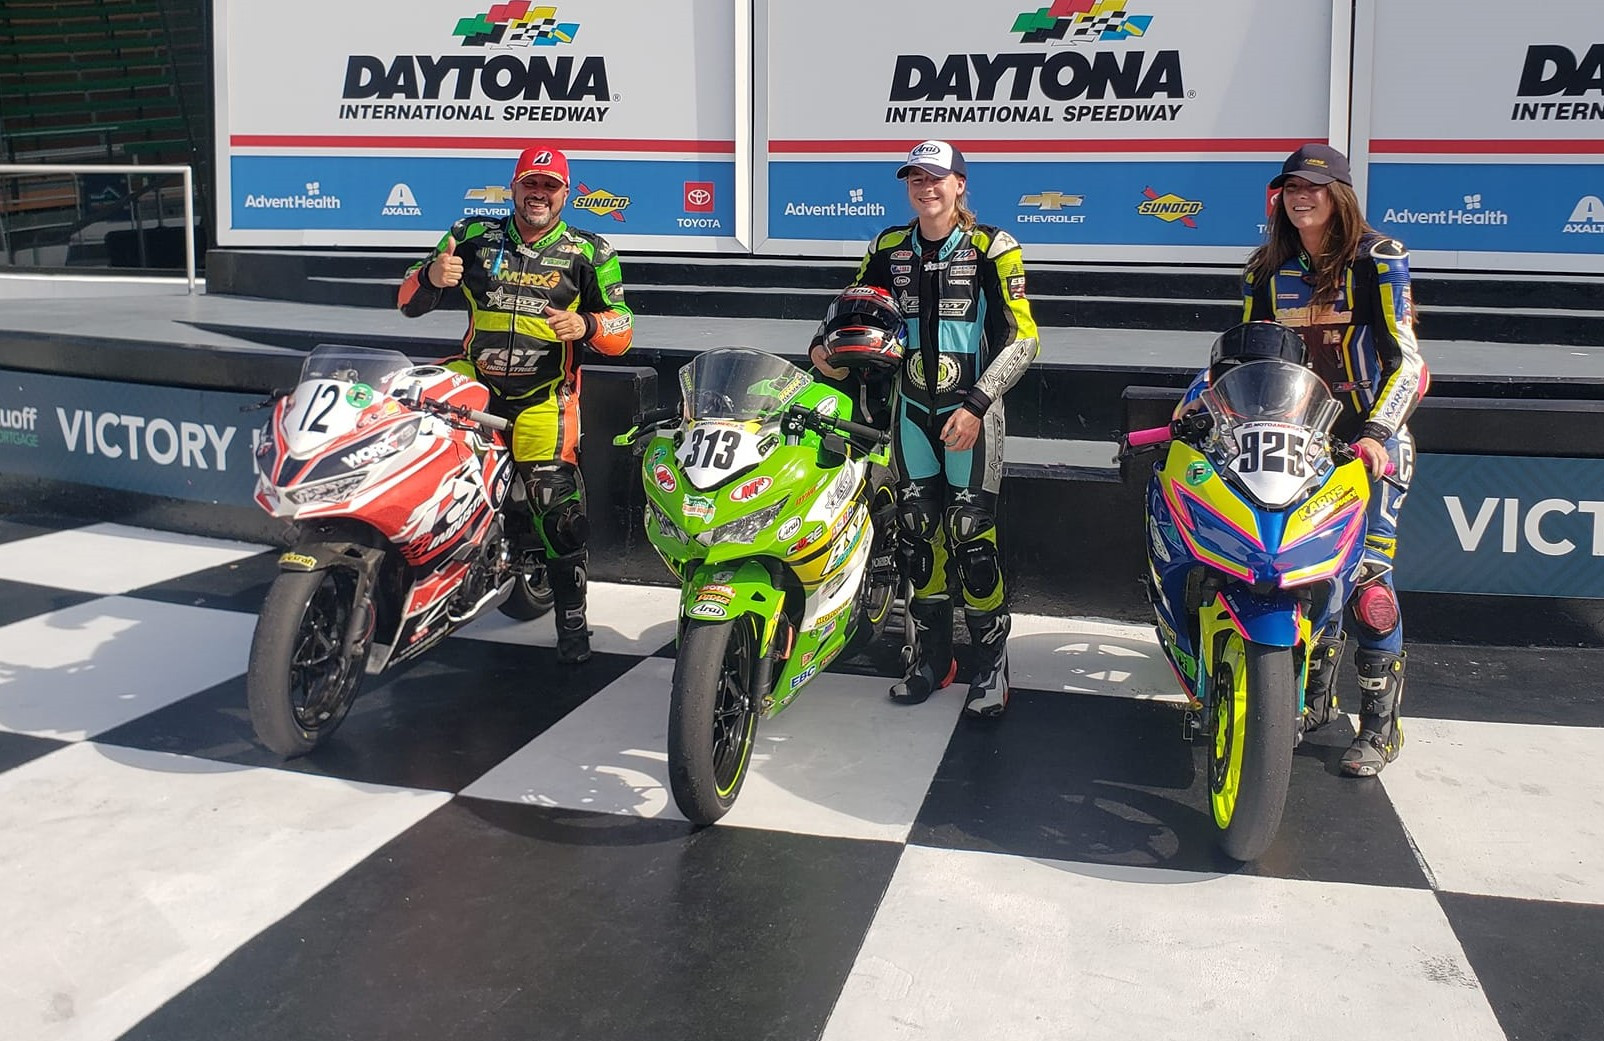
[1270,143,1352,188]
[897,140,967,180]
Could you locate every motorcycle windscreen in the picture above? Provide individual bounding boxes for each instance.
[282,345,417,458]
[1200,360,1340,509]
[677,347,812,422]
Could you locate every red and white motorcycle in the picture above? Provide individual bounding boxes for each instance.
[247,344,551,756]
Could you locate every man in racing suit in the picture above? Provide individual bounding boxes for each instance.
[398,145,633,664]
[814,140,1040,718]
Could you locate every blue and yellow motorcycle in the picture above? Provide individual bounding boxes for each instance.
[1125,356,1373,861]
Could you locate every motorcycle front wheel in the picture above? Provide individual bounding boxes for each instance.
[1208,634,1296,862]
[667,616,760,826]
[247,567,370,758]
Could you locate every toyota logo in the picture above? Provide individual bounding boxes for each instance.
[686,188,711,206]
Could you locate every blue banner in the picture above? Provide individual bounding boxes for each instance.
[1369,163,1604,255]
[1396,454,1604,598]
[766,159,1288,247]
[0,371,263,505]
[231,156,737,238]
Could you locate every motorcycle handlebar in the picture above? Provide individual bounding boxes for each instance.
[637,405,681,427]
[1125,425,1174,448]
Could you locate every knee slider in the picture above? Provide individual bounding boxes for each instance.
[1353,576,1399,638]
[898,500,941,590]
[946,506,1000,601]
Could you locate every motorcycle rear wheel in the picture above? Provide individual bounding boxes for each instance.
[1208,634,1295,862]
[668,617,760,826]
[498,562,555,621]
[247,568,369,758]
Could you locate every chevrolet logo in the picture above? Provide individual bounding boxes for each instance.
[1019,191,1085,210]
[465,186,514,203]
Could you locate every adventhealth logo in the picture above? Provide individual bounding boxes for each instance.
[784,190,886,218]
[1383,195,1509,226]
[244,182,342,210]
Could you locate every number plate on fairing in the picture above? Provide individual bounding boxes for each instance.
[677,421,768,490]
[1227,421,1317,506]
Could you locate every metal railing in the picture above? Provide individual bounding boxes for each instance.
[0,163,196,293]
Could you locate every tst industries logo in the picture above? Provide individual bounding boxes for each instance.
[454,3,579,48]
[1012,0,1154,45]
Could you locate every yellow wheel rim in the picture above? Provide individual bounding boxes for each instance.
[1210,633,1249,829]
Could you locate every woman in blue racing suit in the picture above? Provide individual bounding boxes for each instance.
[1180,143,1428,776]
[810,140,1040,719]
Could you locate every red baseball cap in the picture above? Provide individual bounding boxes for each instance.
[513,146,569,187]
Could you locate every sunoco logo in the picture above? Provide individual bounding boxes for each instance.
[1512,44,1604,121]
[1137,187,1201,227]
[572,183,628,222]
[1564,195,1604,234]
[885,2,1183,129]
[1011,0,1155,45]
[453,4,580,48]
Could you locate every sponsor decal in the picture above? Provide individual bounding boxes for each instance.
[540,255,572,268]
[789,664,818,690]
[729,475,773,502]
[1185,459,1211,486]
[938,298,972,318]
[345,383,374,408]
[951,264,976,276]
[244,181,341,211]
[683,493,715,522]
[907,351,963,393]
[1148,515,1171,564]
[894,275,911,286]
[952,248,977,261]
[688,600,728,620]
[784,187,887,219]
[815,396,838,417]
[1019,190,1087,224]
[280,552,319,570]
[1564,195,1604,234]
[891,264,912,274]
[0,404,41,448]
[648,444,669,466]
[891,250,914,260]
[382,183,422,217]
[653,463,677,492]
[1297,485,1360,525]
[777,516,801,540]
[700,583,737,599]
[684,182,715,212]
[1512,45,1604,122]
[1007,274,1027,300]
[1383,194,1510,228]
[790,523,826,555]
[1138,187,1202,227]
[572,183,629,222]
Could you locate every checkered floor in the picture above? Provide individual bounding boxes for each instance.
[2,516,1601,1041]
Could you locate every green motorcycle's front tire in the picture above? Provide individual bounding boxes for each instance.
[668,617,760,826]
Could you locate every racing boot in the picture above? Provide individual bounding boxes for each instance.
[548,549,592,665]
[1340,649,1406,776]
[962,608,1011,719]
[1300,632,1346,738]
[889,597,956,705]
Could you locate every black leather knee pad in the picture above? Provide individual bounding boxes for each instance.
[523,463,588,557]
[946,505,1000,602]
[897,495,941,591]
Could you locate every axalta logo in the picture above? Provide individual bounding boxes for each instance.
[1564,195,1604,233]
[1011,0,1154,45]
[454,3,579,48]
[464,185,513,216]
[1512,44,1604,121]
[0,405,39,448]
[1137,187,1201,227]
[382,183,422,217]
[783,189,887,218]
[1382,194,1510,227]
[1018,190,1086,224]
[245,182,342,210]
[572,182,628,221]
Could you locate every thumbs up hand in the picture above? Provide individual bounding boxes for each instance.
[543,304,587,342]
[429,235,463,288]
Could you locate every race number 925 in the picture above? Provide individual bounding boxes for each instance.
[1236,429,1308,477]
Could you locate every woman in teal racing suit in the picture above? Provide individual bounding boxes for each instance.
[1179,143,1428,776]
[810,140,1040,719]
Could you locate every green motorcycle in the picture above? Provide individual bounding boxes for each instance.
[614,347,901,825]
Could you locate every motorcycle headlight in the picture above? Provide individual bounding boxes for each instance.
[285,473,367,505]
[704,498,788,546]
[647,498,687,543]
